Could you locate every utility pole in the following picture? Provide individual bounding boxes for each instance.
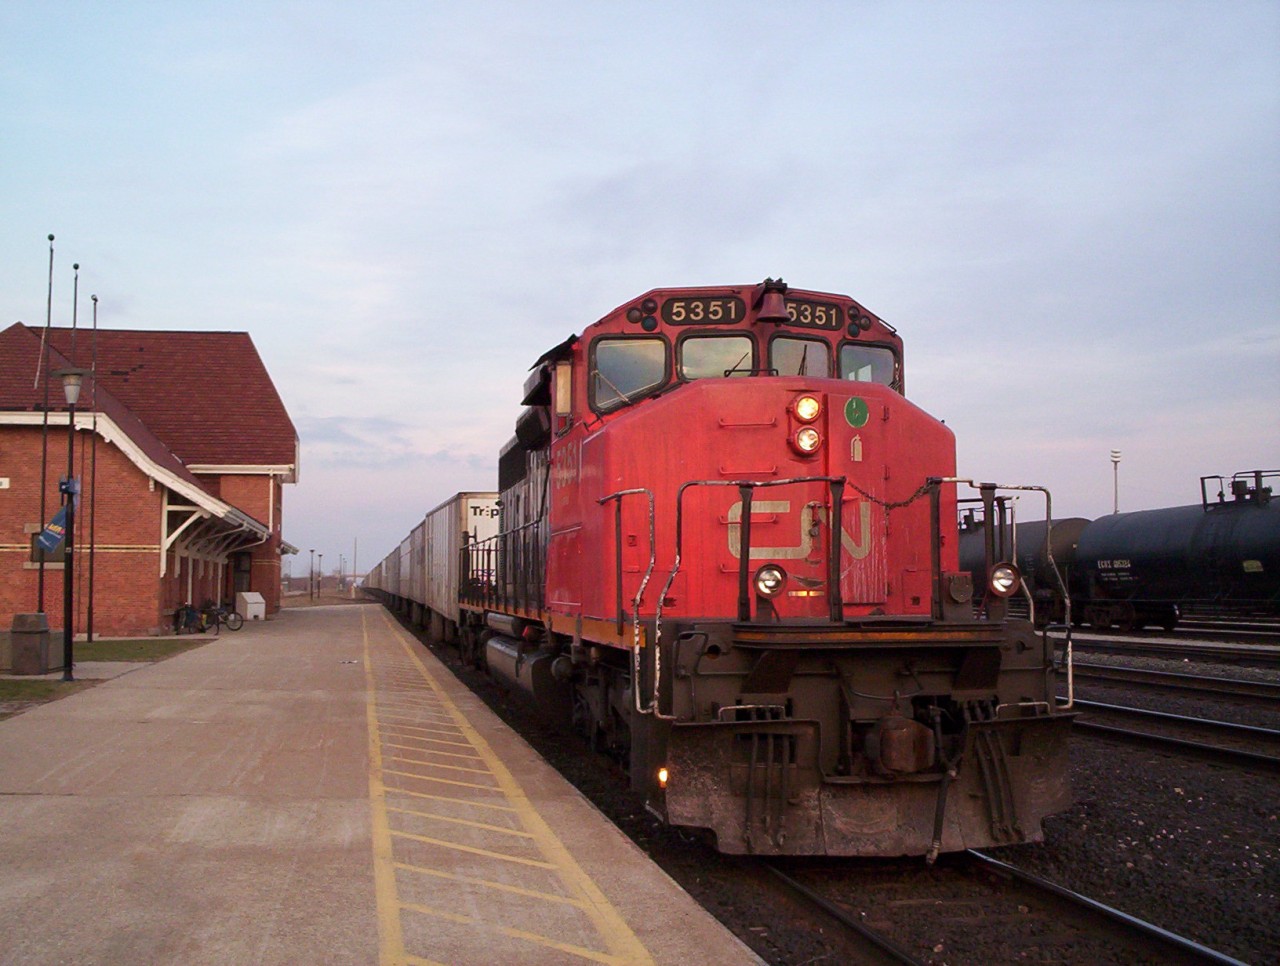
[1110,450,1122,514]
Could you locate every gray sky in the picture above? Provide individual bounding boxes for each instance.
[3,1,1278,574]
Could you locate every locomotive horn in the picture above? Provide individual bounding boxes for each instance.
[754,277,790,323]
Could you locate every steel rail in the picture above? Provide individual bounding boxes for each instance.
[1065,662,1280,703]
[965,850,1249,966]
[761,862,924,966]
[1071,698,1280,739]
[1070,710,1280,773]
[1059,636,1280,668]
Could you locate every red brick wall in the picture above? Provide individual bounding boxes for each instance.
[1,424,165,636]
[4,427,292,636]
[206,473,285,615]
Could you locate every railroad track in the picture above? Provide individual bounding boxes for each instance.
[1070,699,1280,772]
[762,852,1246,965]
[1065,661,1280,706]
[1176,617,1280,640]
[1056,633,1280,668]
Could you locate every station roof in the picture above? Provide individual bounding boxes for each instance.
[0,322,272,538]
[42,327,297,471]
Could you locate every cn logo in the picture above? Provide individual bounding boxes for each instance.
[726,500,871,560]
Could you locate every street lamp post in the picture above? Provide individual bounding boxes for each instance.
[53,368,88,681]
[1111,449,1122,515]
[309,549,315,600]
[318,553,324,597]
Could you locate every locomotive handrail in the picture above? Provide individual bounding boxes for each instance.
[643,475,848,720]
[598,487,656,640]
[598,487,657,719]
[461,517,546,616]
[938,478,1075,711]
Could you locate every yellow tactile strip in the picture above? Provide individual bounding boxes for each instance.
[363,608,656,966]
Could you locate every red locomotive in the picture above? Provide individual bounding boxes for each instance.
[368,279,1075,858]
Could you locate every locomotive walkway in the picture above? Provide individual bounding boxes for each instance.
[0,604,760,965]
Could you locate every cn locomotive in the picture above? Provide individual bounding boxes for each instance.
[366,279,1075,858]
[959,470,1280,631]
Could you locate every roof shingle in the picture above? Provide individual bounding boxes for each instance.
[42,327,297,468]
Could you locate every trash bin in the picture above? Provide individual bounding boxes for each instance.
[235,592,266,621]
[9,613,52,675]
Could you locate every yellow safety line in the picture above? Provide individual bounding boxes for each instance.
[390,829,559,868]
[386,804,535,838]
[394,863,590,907]
[398,902,630,966]
[381,742,484,762]
[381,769,499,791]
[363,608,408,965]
[381,708,457,722]
[385,786,518,813]
[382,754,493,776]
[376,609,655,966]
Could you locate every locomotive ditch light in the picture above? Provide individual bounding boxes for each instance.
[793,394,821,422]
[989,562,1022,598]
[793,426,822,454]
[754,564,787,598]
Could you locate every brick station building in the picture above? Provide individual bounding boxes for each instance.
[0,322,298,638]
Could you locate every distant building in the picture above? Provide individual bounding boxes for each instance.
[0,322,298,638]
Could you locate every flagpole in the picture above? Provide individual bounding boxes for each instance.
[71,265,81,640]
[87,294,100,643]
[36,234,54,613]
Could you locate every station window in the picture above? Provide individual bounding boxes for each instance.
[591,337,668,412]
[840,344,897,386]
[771,337,831,377]
[29,533,65,565]
[678,334,754,380]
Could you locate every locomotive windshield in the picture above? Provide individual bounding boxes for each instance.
[592,337,667,411]
[678,334,753,380]
[840,344,896,385]
[771,336,832,377]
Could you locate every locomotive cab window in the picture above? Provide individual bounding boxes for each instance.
[591,337,668,412]
[678,334,754,380]
[771,336,831,377]
[840,344,898,387]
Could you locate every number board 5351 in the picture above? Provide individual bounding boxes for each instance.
[661,297,746,325]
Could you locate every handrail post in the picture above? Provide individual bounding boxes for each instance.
[929,479,942,620]
[737,484,754,623]
[828,479,845,623]
[613,498,624,634]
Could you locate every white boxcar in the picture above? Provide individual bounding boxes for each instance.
[424,491,499,627]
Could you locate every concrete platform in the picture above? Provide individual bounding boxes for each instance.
[0,603,762,965]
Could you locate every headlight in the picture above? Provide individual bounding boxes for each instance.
[793,394,821,422]
[754,565,786,597]
[989,562,1021,597]
[794,427,822,453]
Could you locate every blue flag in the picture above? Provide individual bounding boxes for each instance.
[37,506,68,554]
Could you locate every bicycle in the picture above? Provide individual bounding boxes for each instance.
[201,600,245,632]
[173,603,210,635]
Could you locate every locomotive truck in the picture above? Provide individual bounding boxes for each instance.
[366,279,1075,859]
